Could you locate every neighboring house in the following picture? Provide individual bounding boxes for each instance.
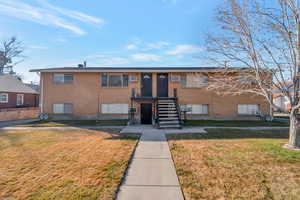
[30,67,271,128]
[273,82,294,112]
[0,74,39,109]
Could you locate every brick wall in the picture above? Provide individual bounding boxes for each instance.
[0,107,39,121]
[41,72,270,120]
[0,92,39,109]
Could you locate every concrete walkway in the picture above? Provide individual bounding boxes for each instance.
[116,128,184,200]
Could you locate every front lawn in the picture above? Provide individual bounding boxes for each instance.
[167,129,300,200]
[0,128,139,199]
[16,119,128,127]
[183,119,288,127]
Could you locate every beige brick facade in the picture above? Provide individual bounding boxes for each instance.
[40,71,270,121]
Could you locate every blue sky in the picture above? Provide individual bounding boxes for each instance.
[0,0,222,82]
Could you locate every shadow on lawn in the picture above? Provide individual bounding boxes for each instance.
[167,128,290,140]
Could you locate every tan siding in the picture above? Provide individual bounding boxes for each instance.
[41,71,270,120]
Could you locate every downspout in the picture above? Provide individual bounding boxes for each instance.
[39,72,43,114]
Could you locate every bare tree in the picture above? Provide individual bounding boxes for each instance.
[204,0,300,149]
[0,37,24,74]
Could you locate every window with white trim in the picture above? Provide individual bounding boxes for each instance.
[16,94,24,105]
[0,93,8,103]
[53,74,73,84]
[181,73,208,88]
[181,104,209,114]
[101,74,128,88]
[53,104,73,114]
[101,104,128,114]
[238,104,260,115]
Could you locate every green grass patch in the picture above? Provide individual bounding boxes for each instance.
[183,120,288,127]
[251,140,300,162]
[167,128,289,141]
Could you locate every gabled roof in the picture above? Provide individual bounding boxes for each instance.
[29,66,253,73]
[0,74,39,94]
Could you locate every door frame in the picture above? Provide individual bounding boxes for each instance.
[157,73,169,97]
[141,73,153,97]
[140,103,153,124]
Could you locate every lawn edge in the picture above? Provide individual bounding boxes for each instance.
[113,133,141,200]
[165,134,187,200]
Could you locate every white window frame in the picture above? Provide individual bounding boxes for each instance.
[53,74,73,84]
[101,104,128,114]
[101,73,129,88]
[238,104,260,115]
[0,93,8,103]
[181,104,209,114]
[181,73,208,88]
[16,94,24,106]
[53,103,73,114]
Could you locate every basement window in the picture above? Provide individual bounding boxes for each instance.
[181,104,209,114]
[53,103,73,114]
[101,104,128,114]
[238,104,259,115]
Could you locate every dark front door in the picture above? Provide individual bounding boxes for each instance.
[141,73,152,97]
[157,73,168,97]
[141,103,152,124]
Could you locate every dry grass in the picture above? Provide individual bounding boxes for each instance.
[16,120,128,127]
[167,129,300,200]
[0,128,139,200]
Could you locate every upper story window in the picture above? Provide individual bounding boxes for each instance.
[181,73,208,88]
[101,73,128,88]
[16,94,24,106]
[0,93,8,103]
[53,74,73,84]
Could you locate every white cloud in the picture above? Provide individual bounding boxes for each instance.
[125,44,138,50]
[101,57,129,65]
[55,38,67,43]
[29,45,49,49]
[131,53,161,62]
[166,44,203,55]
[145,41,170,50]
[0,0,105,35]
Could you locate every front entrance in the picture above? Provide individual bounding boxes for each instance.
[157,73,168,97]
[141,73,152,97]
[141,103,152,124]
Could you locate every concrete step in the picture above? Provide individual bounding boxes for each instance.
[158,104,176,107]
[159,124,182,129]
[159,114,178,117]
[158,110,177,115]
[159,121,180,125]
[159,117,179,121]
[158,108,176,111]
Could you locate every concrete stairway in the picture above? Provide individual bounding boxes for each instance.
[157,98,181,129]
